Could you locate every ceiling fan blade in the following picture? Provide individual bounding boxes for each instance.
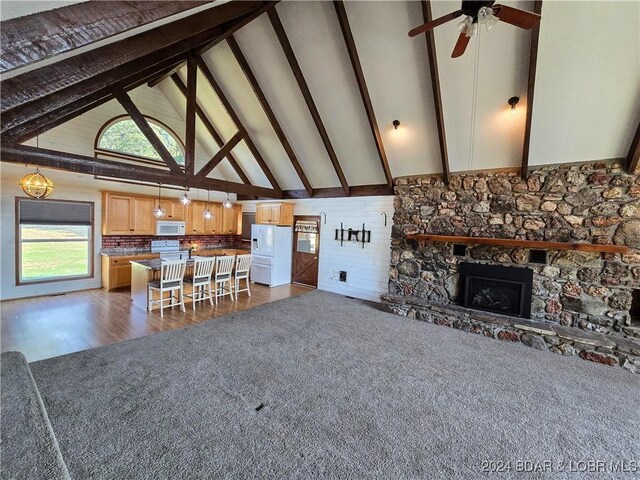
[493,4,541,30]
[451,32,470,58]
[408,10,463,37]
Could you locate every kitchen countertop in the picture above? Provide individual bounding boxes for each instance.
[131,249,250,271]
[100,245,248,257]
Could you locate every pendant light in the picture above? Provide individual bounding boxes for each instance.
[223,192,233,209]
[20,167,55,199]
[203,190,213,220]
[180,186,191,206]
[152,184,166,218]
[20,136,54,199]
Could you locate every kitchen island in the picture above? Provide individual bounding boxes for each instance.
[130,249,250,311]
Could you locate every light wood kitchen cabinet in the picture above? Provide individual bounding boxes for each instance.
[256,202,294,226]
[205,203,224,235]
[163,200,185,221]
[222,204,243,234]
[101,254,159,291]
[102,192,156,235]
[186,201,208,235]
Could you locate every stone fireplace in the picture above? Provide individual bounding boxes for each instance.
[459,263,533,318]
[382,160,640,374]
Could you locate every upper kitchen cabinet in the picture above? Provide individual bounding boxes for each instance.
[163,200,185,221]
[186,201,208,235]
[205,203,224,235]
[102,192,156,235]
[222,204,243,235]
[256,202,294,226]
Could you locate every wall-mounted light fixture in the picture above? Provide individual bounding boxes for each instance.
[392,120,400,130]
[508,96,519,112]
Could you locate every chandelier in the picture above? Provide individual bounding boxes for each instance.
[20,167,54,199]
[223,192,233,209]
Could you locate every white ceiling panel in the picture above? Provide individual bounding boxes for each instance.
[277,1,386,186]
[234,14,341,189]
[201,44,301,190]
[347,1,442,178]
[530,0,640,165]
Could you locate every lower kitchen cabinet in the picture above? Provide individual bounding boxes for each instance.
[101,254,159,291]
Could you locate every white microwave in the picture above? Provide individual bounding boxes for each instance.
[156,221,186,236]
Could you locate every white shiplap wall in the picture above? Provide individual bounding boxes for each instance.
[243,196,394,302]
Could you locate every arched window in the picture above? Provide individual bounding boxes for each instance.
[95,115,185,166]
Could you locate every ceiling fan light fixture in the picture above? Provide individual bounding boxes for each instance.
[478,7,498,30]
[458,16,472,34]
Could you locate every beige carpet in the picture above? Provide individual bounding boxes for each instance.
[29,290,640,479]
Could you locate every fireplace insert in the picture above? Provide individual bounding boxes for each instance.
[459,263,533,318]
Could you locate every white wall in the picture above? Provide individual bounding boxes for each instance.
[0,163,232,301]
[243,196,394,302]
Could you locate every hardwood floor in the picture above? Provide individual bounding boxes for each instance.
[1,283,313,362]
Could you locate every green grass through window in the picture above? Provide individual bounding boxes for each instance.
[20,225,91,281]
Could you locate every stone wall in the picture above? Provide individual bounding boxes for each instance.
[389,160,640,336]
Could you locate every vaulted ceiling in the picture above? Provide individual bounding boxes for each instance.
[1,1,638,199]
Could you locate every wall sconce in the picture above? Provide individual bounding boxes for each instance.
[393,120,400,130]
[508,96,519,113]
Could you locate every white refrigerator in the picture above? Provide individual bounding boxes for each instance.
[251,224,293,287]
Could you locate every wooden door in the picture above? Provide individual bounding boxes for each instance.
[292,216,320,287]
[132,197,156,235]
[104,194,133,234]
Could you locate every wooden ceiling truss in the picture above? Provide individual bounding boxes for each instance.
[520,0,543,178]
[0,1,395,199]
[420,0,451,184]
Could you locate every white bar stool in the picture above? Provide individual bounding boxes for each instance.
[233,254,252,300]
[214,255,235,304]
[183,256,216,310]
[147,259,187,318]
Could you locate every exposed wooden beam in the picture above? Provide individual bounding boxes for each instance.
[5,58,187,144]
[197,132,244,178]
[521,0,543,178]
[196,57,282,193]
[169,74,251,184]
[112,87,183,175]
[0,1,212,74]
[193,2,278,56]
[147,62,187,88]
[281,184,393,200]
[268,8,350,196]
[627,119,640,174]
[185,56,198,176]
[421,0,450,184]
[0,1,266,132]
[226,35,312,196]
[333,1,393,188]
[1,143,281,198]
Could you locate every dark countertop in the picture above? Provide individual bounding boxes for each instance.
[101,245,248,257]
[131,250,250,271]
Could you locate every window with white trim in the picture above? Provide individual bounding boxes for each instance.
[16,198,94,285]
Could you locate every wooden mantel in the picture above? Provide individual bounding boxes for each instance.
[405,234,630,254]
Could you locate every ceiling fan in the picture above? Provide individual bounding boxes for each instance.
[409,1,541,58]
